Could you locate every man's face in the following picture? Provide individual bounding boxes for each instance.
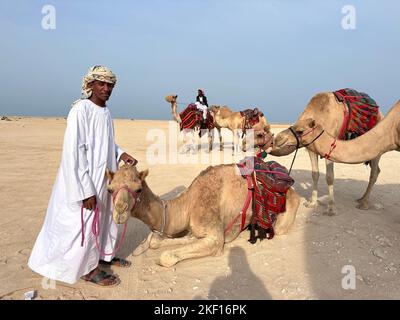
[90,80,114,102]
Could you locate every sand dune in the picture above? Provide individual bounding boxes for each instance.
[0,117,399,300]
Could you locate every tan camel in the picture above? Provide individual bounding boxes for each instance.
[106,164,300,267]
[260,93,400,214]
[165,94,214,153]
[209,105,271,153]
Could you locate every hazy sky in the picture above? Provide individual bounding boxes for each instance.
[0,0,399,122]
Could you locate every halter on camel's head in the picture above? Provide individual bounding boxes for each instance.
[105,165,149,224]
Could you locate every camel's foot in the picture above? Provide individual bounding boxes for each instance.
[323,206,337,216]
[148,234,163,249]
[304,199,318,208]
[274,224,290,236]
[356,199,370,210]
[158,251,179,268]
[179,146,190,154]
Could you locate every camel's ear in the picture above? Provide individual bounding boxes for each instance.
[138,169,149,181]
[105,169,115,182]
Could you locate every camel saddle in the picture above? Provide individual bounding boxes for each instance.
[179,104,214,136]
[237,157,294,243]
[333,88,380,140]
[240,108,263,131]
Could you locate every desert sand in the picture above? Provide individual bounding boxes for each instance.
[0,116,399,300]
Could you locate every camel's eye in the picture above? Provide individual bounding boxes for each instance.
[296,130,304,135]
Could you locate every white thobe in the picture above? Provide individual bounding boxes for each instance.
[195,101,208,120]
[28,99,125,284]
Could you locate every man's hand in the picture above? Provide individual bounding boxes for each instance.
[82,195,97,211]
[120,152,138,166]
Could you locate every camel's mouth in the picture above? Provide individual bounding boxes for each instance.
[113,209,130,225]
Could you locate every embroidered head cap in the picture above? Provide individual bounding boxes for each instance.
[81,65,117,98]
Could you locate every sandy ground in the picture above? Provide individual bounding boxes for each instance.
[0,116,399,300]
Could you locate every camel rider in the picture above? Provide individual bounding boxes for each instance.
[28,66,137,287]
[195,89,209,121]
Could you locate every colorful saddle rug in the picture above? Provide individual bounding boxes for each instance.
[333,88,380,140]
[179,104,214,134]
[237,157,294,241]
[240,108,263,131]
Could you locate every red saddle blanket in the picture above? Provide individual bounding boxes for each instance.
[333,88,380,140]
[240,108,263,130]
[237,157,294,231]
[179,104,214,134]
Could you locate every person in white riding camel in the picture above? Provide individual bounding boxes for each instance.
[28,65,137,287]
[195,88,209,121]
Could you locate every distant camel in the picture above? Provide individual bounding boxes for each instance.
[209,105,271,153]
[165,94,214,154]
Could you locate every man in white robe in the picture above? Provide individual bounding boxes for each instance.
[28,66,137,286]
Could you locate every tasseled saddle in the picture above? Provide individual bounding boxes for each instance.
[237,157,294,243]
[240,108,264,135]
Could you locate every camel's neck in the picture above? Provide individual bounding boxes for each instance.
[311,102,400,163]
[171,102,181,123]
[133,181,189,236]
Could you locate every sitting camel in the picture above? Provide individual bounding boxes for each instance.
[266,91,383,215]
[106,164,300,267]
[209,105,270,153]
[255,100,400,214]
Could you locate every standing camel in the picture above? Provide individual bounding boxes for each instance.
[209,105,271,154]
[106,164,300,267]
[256,98,400,216]
[165,94,214,153]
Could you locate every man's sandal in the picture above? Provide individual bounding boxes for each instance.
[99,257,132,268]
[81,269,120,287]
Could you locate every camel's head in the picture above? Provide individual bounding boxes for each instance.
[271,118,322,156]
[165,94,181,123]
[253,130,274,153]
[209,105,221,117]
[165,94,178,104]
[105,165,149,224]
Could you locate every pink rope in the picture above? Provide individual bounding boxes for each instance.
[80,205,128,256]
[224,175,254,234]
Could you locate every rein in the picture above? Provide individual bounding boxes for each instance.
[287,126,325,174]
[80,186,140,256]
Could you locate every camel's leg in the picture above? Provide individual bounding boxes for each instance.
[304,149,319,208]
[275,188,300,235]
[179,129,190,154]
[149,233,197,249]
[189,130,197,154]
[324,159,337,216]
[218,128,223,151]
[356,156,381,210]
[158,232,224,267]
[242,135,246,152]
[231,130,236,154]
[232,130,242,155]
[208,129,214,152]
